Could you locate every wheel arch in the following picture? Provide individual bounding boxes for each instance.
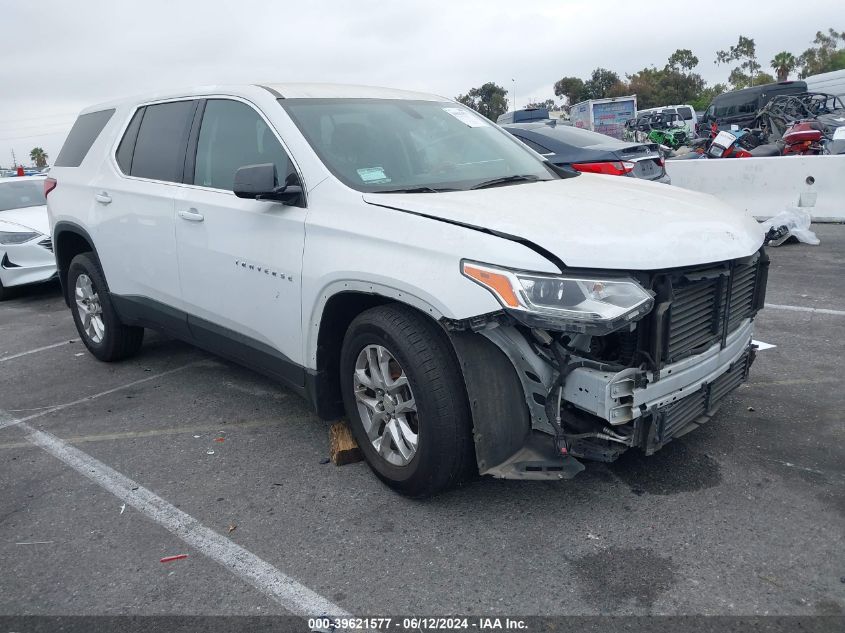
[53,222,102,306]
[305,286,449,420]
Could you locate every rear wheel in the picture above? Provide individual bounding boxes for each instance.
[68,253,144,361]
[0,277,9,301]
[340,304,474,497]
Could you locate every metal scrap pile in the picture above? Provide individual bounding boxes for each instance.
[753,92,845,141]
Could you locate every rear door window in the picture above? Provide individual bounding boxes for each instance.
[130,100,196,183]
[193,99,292,191]
[54,109,115,167]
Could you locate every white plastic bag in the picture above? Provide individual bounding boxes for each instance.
[760,208,820,246]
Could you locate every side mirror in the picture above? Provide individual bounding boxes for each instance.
[233,163,303,206]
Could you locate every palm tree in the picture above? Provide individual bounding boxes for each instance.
[29,147,48,169]
[771,51,797,82]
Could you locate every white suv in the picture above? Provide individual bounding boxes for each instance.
[47,83,768,497]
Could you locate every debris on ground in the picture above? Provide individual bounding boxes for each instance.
[159,554,188,563]
[329,421,363,466]
[761,209,820,247]
[119,503,126,514]
[206,450,215,455]
[319,457,330,464]
[214,437,225,443]
[228,523,237,534]
[748,407,755,412]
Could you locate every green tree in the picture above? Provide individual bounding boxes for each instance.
[626,61,705,110]
[456,82,509,121]
[582,68,624,99]
[689,83,728,111]
[524,99,560,111]
[553,76,585,106]
[716,35,762,88]
[770,51,797,81]
[29,147,48,169]
[667,49,699,73]
[798,28,845,77]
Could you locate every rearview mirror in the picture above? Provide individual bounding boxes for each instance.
[233,163,303,206]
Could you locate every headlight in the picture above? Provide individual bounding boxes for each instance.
[462,261,654,334]
[0,231,41,245]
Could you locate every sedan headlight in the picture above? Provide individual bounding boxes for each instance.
[462,261,654,334]
[0,231,41,245]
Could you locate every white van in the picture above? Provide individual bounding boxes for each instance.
[637,105,698,137]
[46,83,767,496]
[804,69,845,99]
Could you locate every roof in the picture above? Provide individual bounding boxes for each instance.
[81,83,450,114]
[260,82,447,101]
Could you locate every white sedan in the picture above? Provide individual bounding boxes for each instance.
[0,176,56,299]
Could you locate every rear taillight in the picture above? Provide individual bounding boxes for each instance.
[44,177,57,197]
[657,157,665,167]
[571,161,635,176]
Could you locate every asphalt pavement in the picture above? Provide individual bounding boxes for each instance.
[1,225,843,618]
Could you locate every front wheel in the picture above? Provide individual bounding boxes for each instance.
[340,304,474,498]
[68,253,144,361]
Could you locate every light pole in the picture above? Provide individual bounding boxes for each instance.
[511,78,516,113]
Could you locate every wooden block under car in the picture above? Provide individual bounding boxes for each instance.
[329,421,363,466]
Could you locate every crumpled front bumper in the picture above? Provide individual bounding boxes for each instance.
[562,320,754,426]
[464,320,755,480]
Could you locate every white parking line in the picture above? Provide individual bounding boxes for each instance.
[765,303,845,316]
[0,339,80,363]
[0,362,206,432]
[2,405,348,617]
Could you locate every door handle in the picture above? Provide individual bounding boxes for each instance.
[95,192,112,204]
[178,208,204,222]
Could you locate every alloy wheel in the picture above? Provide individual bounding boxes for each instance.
[353,344,419,466]
[75,273,105,344]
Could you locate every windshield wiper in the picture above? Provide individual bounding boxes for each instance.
[470,174,542,190]
[372,186,457,194]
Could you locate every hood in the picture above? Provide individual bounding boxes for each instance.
[363,176,764,271]
[0,205,49,236]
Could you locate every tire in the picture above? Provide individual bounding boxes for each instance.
[0,277,10,301]
[339,304,474,497]
[67,252,144,361]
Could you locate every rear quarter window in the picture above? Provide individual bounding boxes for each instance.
[54,109,115,167]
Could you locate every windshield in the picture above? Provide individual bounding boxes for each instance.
[0,180,46,212]
[280,98,556,192]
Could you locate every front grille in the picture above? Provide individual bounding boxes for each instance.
[652,348,751,447]
[38,237,53,253]
[652,250,768,366]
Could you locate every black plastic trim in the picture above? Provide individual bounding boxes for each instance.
[52,221,100,304]
[183,99,207,184]
[109,293,307,397]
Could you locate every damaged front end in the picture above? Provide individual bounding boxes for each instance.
[447,249,769,480]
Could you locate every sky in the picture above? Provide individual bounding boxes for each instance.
[0,0,838,167]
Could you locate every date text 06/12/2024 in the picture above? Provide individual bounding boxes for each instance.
[308,617,528,630]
